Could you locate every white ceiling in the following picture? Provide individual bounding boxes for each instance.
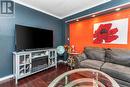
[13,0,111,19]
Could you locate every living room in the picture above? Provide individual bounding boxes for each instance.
[0,0,130,87]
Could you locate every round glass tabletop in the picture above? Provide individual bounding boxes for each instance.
[48,68,120,87]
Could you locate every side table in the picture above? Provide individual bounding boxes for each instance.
[67,52,80,69]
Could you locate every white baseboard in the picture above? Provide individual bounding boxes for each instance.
[0,74,14,84]
[58,60,67,64]
[58,60,64,63]
[64,61,68,64]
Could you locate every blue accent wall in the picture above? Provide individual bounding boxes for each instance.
[0,3,63,78]
[15,4,63,47]
[0,0,130,78]
[0,18,15,78]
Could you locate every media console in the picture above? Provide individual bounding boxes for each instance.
[13,48,57,84]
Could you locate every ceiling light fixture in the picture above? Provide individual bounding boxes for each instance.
[115,8,121,11]
[76,19,79,21]
[92,15,96,17]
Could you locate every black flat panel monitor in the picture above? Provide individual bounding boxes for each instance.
[15,25,53,51]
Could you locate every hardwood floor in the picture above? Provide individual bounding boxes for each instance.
[0,63,70,87]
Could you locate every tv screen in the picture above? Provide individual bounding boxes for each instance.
[15,25,53,51]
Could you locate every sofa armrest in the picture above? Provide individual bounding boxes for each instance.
[73,53,87,68]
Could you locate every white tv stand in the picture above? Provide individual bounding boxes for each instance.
[13,48,57,84]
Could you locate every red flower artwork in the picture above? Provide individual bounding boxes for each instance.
[93,23,119,44]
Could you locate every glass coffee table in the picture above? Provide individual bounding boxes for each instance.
[48,68,120,87]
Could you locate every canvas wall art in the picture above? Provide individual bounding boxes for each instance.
[93,18,128,44]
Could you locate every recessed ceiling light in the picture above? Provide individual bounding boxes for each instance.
[92,15,96,17]
[115,8,121,11]
[76,19,79,21]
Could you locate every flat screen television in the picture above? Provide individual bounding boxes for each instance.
[15,25,53,51]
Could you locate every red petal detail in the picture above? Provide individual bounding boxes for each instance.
[93,23,118,44]
[94,24,104,35]
[93,38,103,44]
[108,28,118,35]
[93,23,112,37]
[93,33,97,38]
[102,23,112,31]
[105,35,118,43]
[99,34,108,39]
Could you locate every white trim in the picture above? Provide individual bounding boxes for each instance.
[10,1,130,20]
[12,0,111,19]
[58,60,67,64]
[0,74,14,83]
[11,0,62,19]
[65,2,130,23]
[58,60,64,63]
[60,0,111,19]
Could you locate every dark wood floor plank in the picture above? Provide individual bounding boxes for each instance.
[0,64,70,87]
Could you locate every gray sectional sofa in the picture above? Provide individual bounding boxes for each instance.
[74,47,130,87]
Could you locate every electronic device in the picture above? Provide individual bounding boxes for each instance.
[15,25,53,51]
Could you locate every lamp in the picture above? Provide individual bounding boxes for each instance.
[56,46,65,55]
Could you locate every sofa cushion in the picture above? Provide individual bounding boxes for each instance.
[84,47,105,61]
[119,84,129,87]
[76,53,87,62]
[84,46,103,50]
[101,62,130,83]
[106,48,130,66]
[79,59,104,70]
[114,78,130,87]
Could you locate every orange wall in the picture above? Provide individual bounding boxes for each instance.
[69,8,130,53]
